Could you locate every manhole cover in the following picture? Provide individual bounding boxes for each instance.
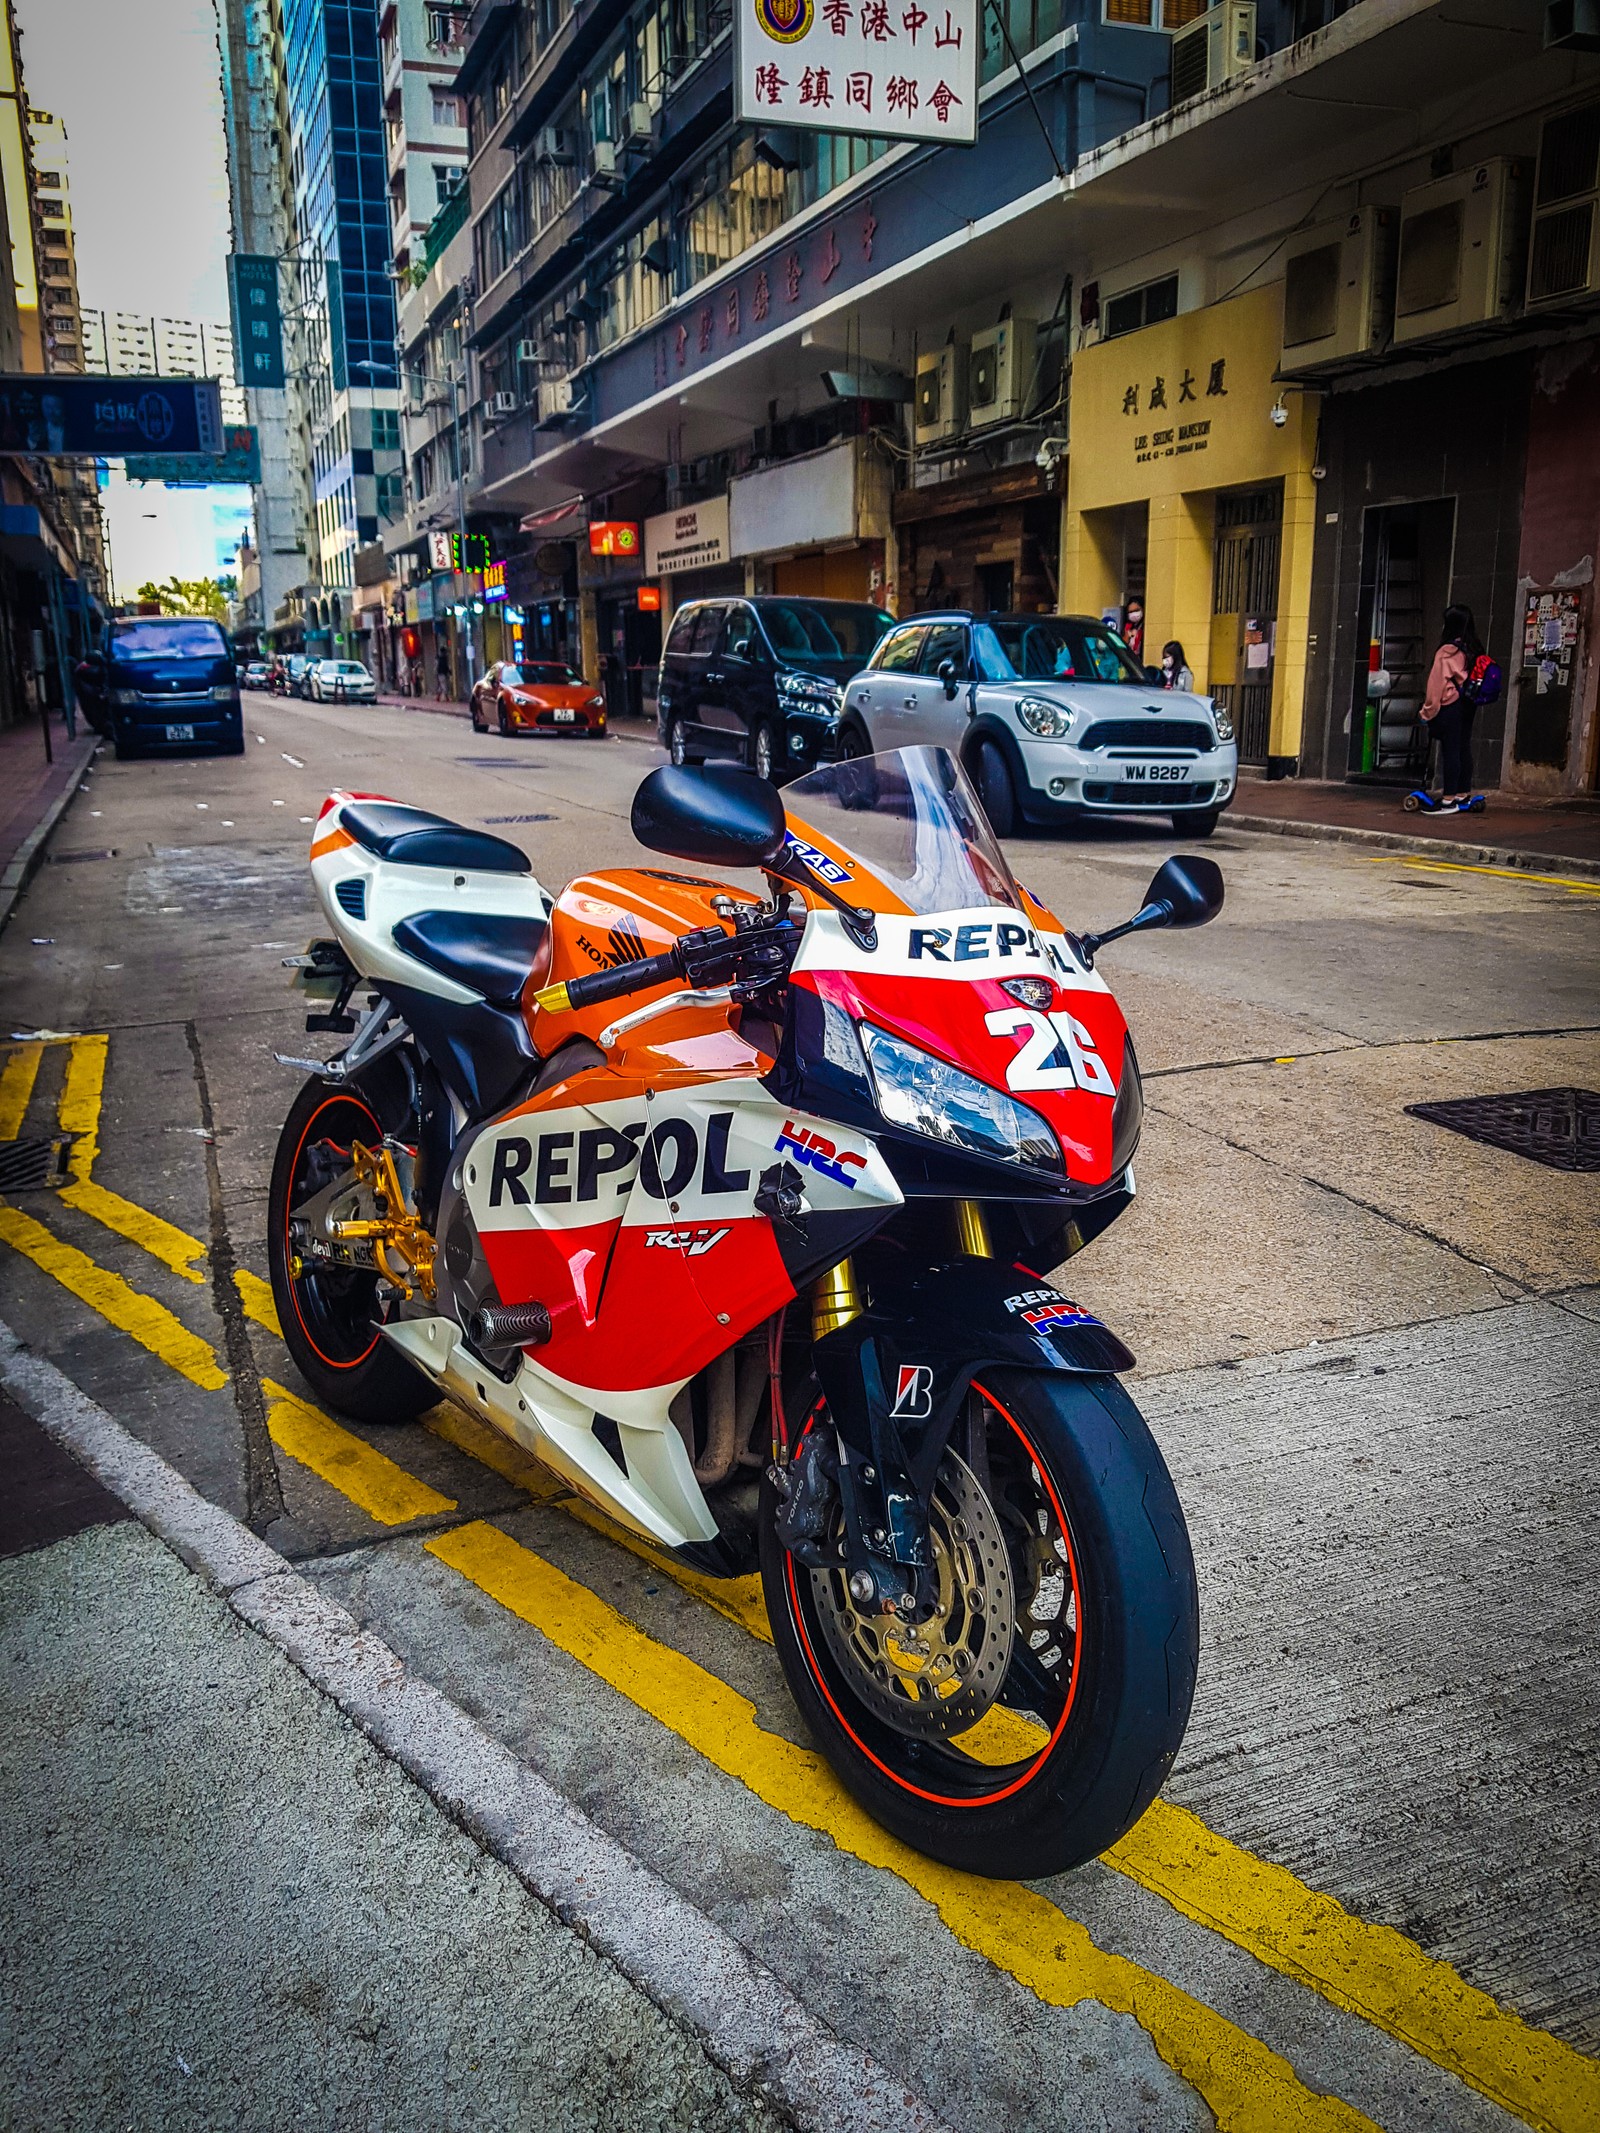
[1405,1088,1600,1172]
[0,1135,73,1193]
[481,814,553,824]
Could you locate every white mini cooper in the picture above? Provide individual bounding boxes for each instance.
[836,611,1237,837]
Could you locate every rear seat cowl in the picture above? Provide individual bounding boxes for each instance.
[341,799,532,876]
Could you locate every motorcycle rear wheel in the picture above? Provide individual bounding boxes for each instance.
[759,1368,1197,1879]
[267,1058,435,1425]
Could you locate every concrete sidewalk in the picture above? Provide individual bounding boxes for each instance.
[1231,772,1600,872]
[0,709,97,934]
[0,1361,947,2133]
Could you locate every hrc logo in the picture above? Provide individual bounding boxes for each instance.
[775,1119,866,1189]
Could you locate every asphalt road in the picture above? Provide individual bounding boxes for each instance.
[1,690,1597,2132]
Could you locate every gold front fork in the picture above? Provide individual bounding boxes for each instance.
[812,1257,862,1340]
[954,1198,993,1258]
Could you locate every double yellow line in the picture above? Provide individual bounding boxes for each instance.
[3,1033,1596,2132]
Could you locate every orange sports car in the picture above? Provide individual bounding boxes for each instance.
[470,659,608,737]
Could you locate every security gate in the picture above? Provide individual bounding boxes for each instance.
[1209,487,1282,766]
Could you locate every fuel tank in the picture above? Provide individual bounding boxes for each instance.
[528,866,761,1053]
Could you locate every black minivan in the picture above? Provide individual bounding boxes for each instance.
[101,615,244,760]
[655,595,892,781]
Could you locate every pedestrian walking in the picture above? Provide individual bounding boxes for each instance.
[1159,640,1194,691]
[1122,598,1145,664]
[435,642,451,701]
[1417,604,1483,814]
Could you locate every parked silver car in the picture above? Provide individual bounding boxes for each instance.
[836,612,1238,836]
[308,658,377,704]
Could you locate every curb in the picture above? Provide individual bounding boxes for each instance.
[0,732,98,935]
[0,1320,954,2133]
[1225,808,1600,881]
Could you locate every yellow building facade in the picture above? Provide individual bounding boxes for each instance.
[1062,284,1320,772]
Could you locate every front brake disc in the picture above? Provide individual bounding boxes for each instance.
[810,1449,1015,1741]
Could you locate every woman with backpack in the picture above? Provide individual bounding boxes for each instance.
[1417,604,1492,814]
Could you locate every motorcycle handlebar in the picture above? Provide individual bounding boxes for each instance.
[533,946,682,1016]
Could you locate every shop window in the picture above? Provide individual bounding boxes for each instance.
[1103,273,1179,339]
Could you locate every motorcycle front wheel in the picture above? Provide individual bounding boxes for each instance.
[759,1369,1197,1879]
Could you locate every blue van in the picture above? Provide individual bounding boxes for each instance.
[105,616,243,760]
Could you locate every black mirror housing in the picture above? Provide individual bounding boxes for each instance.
[937,658,960,699]
[1142,854,1224,929]
[631,764,790,870]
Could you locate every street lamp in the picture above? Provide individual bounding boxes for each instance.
[355,357,473,695]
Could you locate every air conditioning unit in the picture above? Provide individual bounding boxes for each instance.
[437,165,466,197]
[914,342,967,446]
[968,318,1036,427]
[534,127,575,166]
[1526,101,1600,306]
[1170,3,1256,106]
[1392,157,1528,345]
[1279,207,1397,370]
[536,377,576,427]
[491,389,518,416]
[623,99,658,143]
[514,338,539,363]
[591,139,623,186]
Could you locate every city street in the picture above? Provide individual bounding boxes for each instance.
[2,693,1597,2131]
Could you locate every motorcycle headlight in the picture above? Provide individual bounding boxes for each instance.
[1209,700,1234,743]
[1015,696,1074,739]
[861,1023,1061,1173]
[1110,1040,1143,1175]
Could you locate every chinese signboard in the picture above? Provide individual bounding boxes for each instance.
[645,497,731,577]
[125,426,262,486]
[0,375,224,457]
[227,254,286,391]
[1067,287,1314,515]
[429,530,453,571]
[588,521,641,557]
[428,530,491,571]
[736,0,978,146]
[484,561,507,601]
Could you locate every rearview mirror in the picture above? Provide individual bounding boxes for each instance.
[1142,854,1224,929]
[937,658,960,700]
[1079,853,1223,963]
[631,764,789,870]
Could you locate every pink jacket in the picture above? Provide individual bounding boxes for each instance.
[1421,644,1469,721]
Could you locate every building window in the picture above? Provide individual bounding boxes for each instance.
[1102,0,1208,24]
[1103,273,1179,338]
[431,89,463,127]
[35,170,60,187]
[38,199,64,218]
[426,7,466,50]
[372,407,400,450]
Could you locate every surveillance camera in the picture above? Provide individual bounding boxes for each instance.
[1035,437,1067,469]
[1269,400,1288,428]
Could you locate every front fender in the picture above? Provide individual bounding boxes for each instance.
[811,1255,1133,1502]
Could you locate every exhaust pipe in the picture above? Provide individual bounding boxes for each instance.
[468,1300,552,1354]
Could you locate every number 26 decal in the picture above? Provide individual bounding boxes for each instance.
[984,1007,1118,1097]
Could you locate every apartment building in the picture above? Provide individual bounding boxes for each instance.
[79,309,248,424]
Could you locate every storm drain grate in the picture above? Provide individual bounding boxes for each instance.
[1405,1088,1600,1172]
[0,1135,74,1193]
[481,813,554,824]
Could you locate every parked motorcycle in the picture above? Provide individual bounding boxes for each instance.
[267,746,1220,1878]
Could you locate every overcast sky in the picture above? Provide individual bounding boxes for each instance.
[16,0,233,322]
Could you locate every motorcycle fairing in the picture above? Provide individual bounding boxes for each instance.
[461,1075,903,1415]
[785,906,1132,1188]
[810,1258,1135,1560]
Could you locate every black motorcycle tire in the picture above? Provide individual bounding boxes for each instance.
[759,1367,1197,1879]
[266,1056,435,1425]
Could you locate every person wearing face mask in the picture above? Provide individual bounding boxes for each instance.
[1122,599,1145,663]
[1159,640,1193,691]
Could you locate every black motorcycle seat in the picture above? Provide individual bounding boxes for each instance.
[391,910,548,1005]
[342,800,532,875]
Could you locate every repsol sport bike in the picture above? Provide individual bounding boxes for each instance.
[267,745,1220,1878]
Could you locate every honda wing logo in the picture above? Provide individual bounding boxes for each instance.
[891,1363,934,1418]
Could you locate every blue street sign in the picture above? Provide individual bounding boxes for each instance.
[0,375,224,456]
[126,426,263,486]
